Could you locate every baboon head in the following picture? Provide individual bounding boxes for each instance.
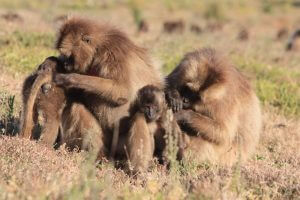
[56,17,139,78]
[137,85,166,122]
[173,48,225,105]
[37,56,60,74]
[56,18,100,73]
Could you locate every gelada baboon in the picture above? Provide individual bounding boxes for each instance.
[20,56,66,146]
[54,17,163,159]
[166,48,262,166]
[127,85,186,173]
[21,57,104,154]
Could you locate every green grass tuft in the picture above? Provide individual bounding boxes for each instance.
[128,0,144,30]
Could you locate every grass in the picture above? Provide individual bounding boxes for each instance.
[0,0,100,10]
[0,0,49,10]
[203,0,226,21]
[234,57,300,116]
[0,91,19,135]
[0,0,299,199]
[0,30,57,73]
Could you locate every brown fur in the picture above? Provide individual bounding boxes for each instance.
[20,57,66,146]
[126,85,185,173]
[166,48,262,166]
[54,17,163,159]
[21,57,104,153]
[60,102,104,156]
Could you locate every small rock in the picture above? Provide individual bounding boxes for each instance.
[163,20,185,34]
[1,12,23,23]
[277,28,288,40]
[190,24,202,34]
[237,28,249,41]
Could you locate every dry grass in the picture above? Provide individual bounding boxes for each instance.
[0,137,82,199]
[0,0,299,199]
[0,110,299,199]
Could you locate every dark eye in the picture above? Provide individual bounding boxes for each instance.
[82,35,91,44]
[180,85,198,101]
[180,85,192,96]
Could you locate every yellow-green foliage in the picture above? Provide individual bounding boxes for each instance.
[0,31,57,73]
[234,57,300,116]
